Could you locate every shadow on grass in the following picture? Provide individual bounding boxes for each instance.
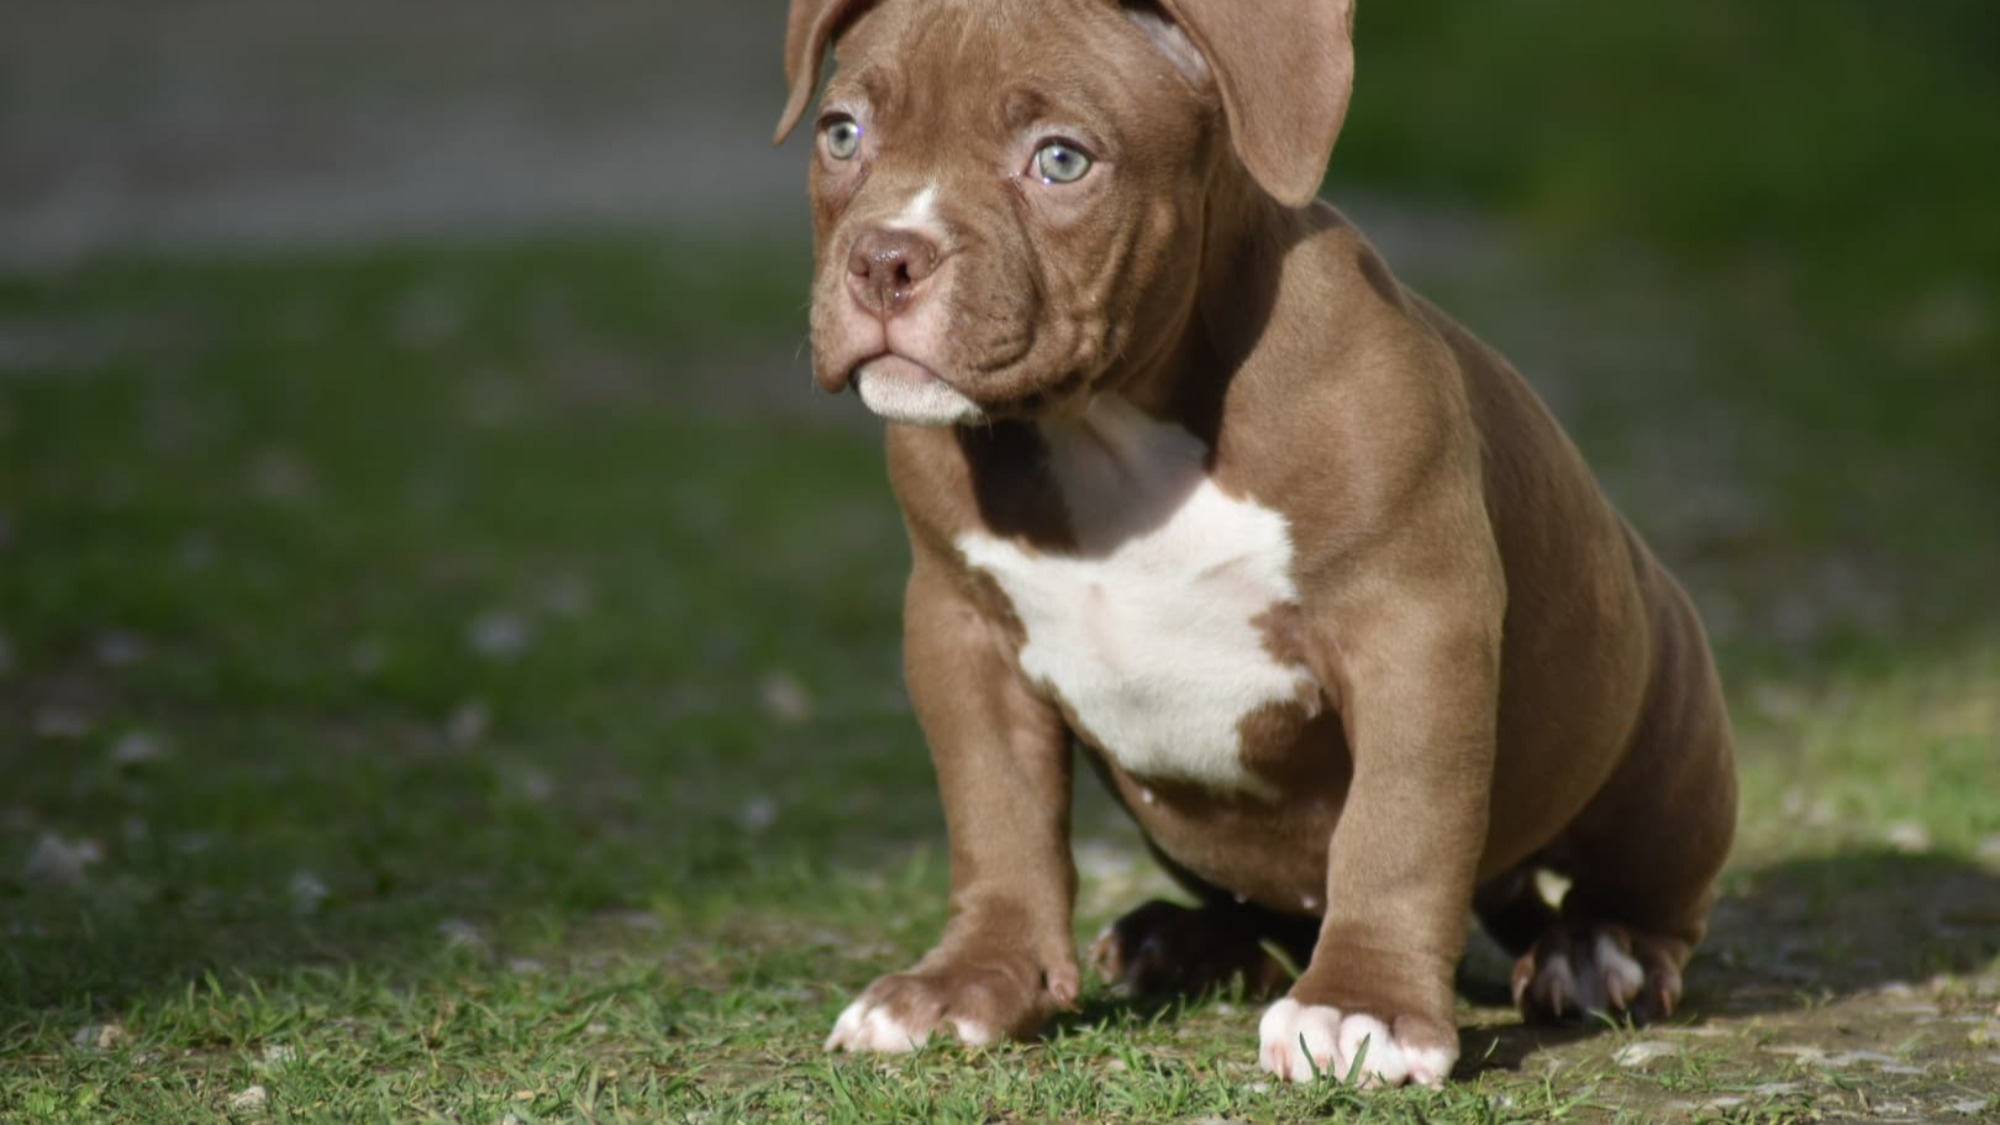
[1459,850,2000,1075]
[1034,848,2000,1079]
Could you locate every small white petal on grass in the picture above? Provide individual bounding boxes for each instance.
[603,910,664,933]
[289,870,331,915]
[437,918,487,951]
[1885,821,1932,854]
[1778,793,1837,828]
[348,639,387,676]
[95,631,149,667]
[177,531,217,570]
[507,764,554,803]
[467,611,533,661]
[33,706,95,740]
[538,571,595,618]
[403,473,459,516]
[737,796,778,833]
[227,1085,269,1112]
[110,730,170,766]
[245,447,317,503]
[22,833,103,888]
[759,671,814,723]
[1751,683,1809,720]
[461,372,529,429]
[447,701,490,747]
[1072,839,1140,881]
[71,1022,129,1050]
[393,284,466,349]
[260,1044,296,1069]
[1821,1050,1900,1068]
[1613,1040,1679,1067]
[1951,1098,1994,1116]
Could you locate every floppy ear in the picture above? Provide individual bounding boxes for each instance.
[1152,0,1356,207]
[775,0,876,145]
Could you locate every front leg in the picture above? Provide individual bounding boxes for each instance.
[827,545,1080,1053]
[1260,593,1501,1088]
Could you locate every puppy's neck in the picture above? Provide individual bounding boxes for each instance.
[1095,159,1303,447]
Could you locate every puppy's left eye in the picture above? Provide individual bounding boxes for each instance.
[823,117,864,160]
[1034,142,1093,185]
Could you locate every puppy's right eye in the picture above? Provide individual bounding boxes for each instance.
[823,117,864,160]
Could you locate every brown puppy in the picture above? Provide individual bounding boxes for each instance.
[778,0,1736,1088]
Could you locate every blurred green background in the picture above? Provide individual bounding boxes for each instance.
[1,1,1995,1120]
[1347,0,2000,539]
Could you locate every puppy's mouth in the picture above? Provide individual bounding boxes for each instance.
[851,354,990,428]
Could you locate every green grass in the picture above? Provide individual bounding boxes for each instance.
[2,228,1994,1122]
[1342,0,2000,534]
[4,5,1999,1117]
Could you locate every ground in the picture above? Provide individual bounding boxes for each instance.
[2,3,1997,1123]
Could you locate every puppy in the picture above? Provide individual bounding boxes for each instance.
[777,0,1736,1087]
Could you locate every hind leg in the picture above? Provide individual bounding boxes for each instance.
[1474,864,1559,957]
[1090,899,1316,1000]
[1090,844,1320,1002]
[1512,585,1737,1026]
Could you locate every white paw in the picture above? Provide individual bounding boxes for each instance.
[824,997,997,1054]
[1517,933,1645,1017]
[1257,999,1456,1088]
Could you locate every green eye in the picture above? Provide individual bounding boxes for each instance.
[824,118,864,160]
[1035,141,1092,184]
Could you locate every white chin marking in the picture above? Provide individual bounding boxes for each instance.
[824,997,995,1053]
[1257,999,1456,1088]
[855,363,986,427]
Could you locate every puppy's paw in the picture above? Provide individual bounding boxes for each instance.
[1257,998,1457,1088]
[1089,899,1294,1001]
[1511,921,1684,1025]
[826,955,1076,1054]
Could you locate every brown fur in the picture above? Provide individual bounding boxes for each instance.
[782,0,1737,1079]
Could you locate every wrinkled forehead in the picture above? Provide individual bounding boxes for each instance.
[827,0,1188,133]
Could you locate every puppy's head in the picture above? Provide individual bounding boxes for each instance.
[777,0,1356,426]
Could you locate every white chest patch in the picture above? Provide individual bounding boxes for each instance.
[956,397,1319,796]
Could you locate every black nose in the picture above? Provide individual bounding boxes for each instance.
[847,228,940,317]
